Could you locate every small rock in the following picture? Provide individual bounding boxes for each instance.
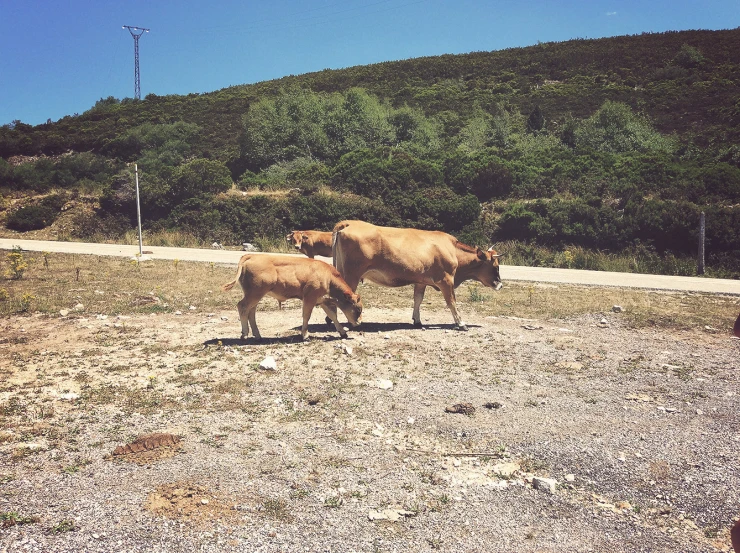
[407,417,415,425]
[59,309,70,317]
[242,243,260,252]
[59,392,80,401]
[616,500,632,510]
[92,533,100,539]
[189,305,197,311]
[565,474,575,482]
[521,324,543,330]
[532,477,558,494]
[704,325,718,333]
[73,303,84,311]
[695,409,704,415]
[259,356,277,371]
[483,401,503,409]
[343,345,354,356]
[201,499,209,505]
[599,317,608,326]
[174,310,183,315]
[368,508,415,522]
[369,379,393,390]
[220,316,229,321]
[612,305,624,313]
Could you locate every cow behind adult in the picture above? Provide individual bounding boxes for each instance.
[221,254,362,340]
[332,220,503,330]
[286,230,333,259]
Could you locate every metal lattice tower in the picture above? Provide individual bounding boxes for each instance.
[122,25,150,100]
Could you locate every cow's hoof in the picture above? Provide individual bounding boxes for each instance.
[413,320,423,328]
[339,332,348,339]
[456,324,468,332]
[325,316,333,326]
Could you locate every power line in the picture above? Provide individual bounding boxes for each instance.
[123,25,150,100]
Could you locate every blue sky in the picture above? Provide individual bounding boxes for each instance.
[1,0,738,126]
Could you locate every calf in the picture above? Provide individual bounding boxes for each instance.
[221,254,362,340]
[286,230,333,259]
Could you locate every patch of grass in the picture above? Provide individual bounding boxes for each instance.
[1,511,40,528]
[49,519,76,534]
[262,498,292,521]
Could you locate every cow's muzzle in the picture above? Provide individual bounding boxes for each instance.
[494,282,503,291]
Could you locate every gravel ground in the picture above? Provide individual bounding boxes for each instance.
[1,299,739,553]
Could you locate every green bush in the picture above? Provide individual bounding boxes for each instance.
[7,204,58,231]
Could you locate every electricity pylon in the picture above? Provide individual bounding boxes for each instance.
[122,25,150,100]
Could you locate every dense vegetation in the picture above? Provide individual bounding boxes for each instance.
[1,29,739,276]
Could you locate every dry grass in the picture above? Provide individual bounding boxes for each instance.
[0,251,738,331]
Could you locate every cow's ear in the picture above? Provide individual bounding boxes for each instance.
[476,248,487,261]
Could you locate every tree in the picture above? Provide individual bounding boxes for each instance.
[526,105,545,133]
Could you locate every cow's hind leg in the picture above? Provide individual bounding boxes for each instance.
[438,277,466,330]
[236,297,252,339]
[248,305,261,340]
[412,284,426,327]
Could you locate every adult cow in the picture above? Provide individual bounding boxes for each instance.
[332,220,503,330]
[286,230,333,259]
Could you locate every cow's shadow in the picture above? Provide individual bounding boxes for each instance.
[309,321,482,333]
[202,333,346,347]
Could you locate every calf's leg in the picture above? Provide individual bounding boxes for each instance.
[320,302,348,338]
[412,284,426,327]
[301,300,317,340]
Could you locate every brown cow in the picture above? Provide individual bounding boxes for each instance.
[332,220,502,330]
[286,230,333,259]
[222,254,362,340]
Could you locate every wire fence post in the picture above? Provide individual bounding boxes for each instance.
[697,211,705,275]
[135,163,143,257]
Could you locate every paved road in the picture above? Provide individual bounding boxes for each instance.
[2,238,739,295]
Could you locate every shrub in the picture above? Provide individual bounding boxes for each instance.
[7,204,58,231]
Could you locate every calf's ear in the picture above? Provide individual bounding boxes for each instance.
[476,248,487,260]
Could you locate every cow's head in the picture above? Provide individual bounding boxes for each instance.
[476,247,504,291]
[286,231,305,250]
[337,291,363,327]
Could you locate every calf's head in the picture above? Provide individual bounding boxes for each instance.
[286,231,305,250]
[336,291,363,327]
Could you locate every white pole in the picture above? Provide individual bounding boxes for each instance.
[135,163,143,256]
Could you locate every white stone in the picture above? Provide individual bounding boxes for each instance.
[73,303,84,311]
[59,309,70,317]
[368,379,393,390]
[532,477,558,494]
[565,474,575,482]
[259,356,277,371]
[174,310,182,315]
[59,392,80,401]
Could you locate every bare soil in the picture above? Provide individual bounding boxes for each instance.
[1,285,739,553]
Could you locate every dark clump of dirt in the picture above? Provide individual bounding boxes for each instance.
[145,482,238,525]
[445,402,475,415]
[111,433,182,465]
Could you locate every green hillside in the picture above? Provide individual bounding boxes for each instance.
[1,28,739,276]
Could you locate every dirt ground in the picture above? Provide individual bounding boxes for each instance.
[1,287,739,552]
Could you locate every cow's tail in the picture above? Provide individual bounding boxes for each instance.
[221,258,247,292]
[332,222,350,270]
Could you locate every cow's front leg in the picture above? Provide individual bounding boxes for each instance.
[320,301,347,338]
[438,277,466,330]
[412,284,426,327]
